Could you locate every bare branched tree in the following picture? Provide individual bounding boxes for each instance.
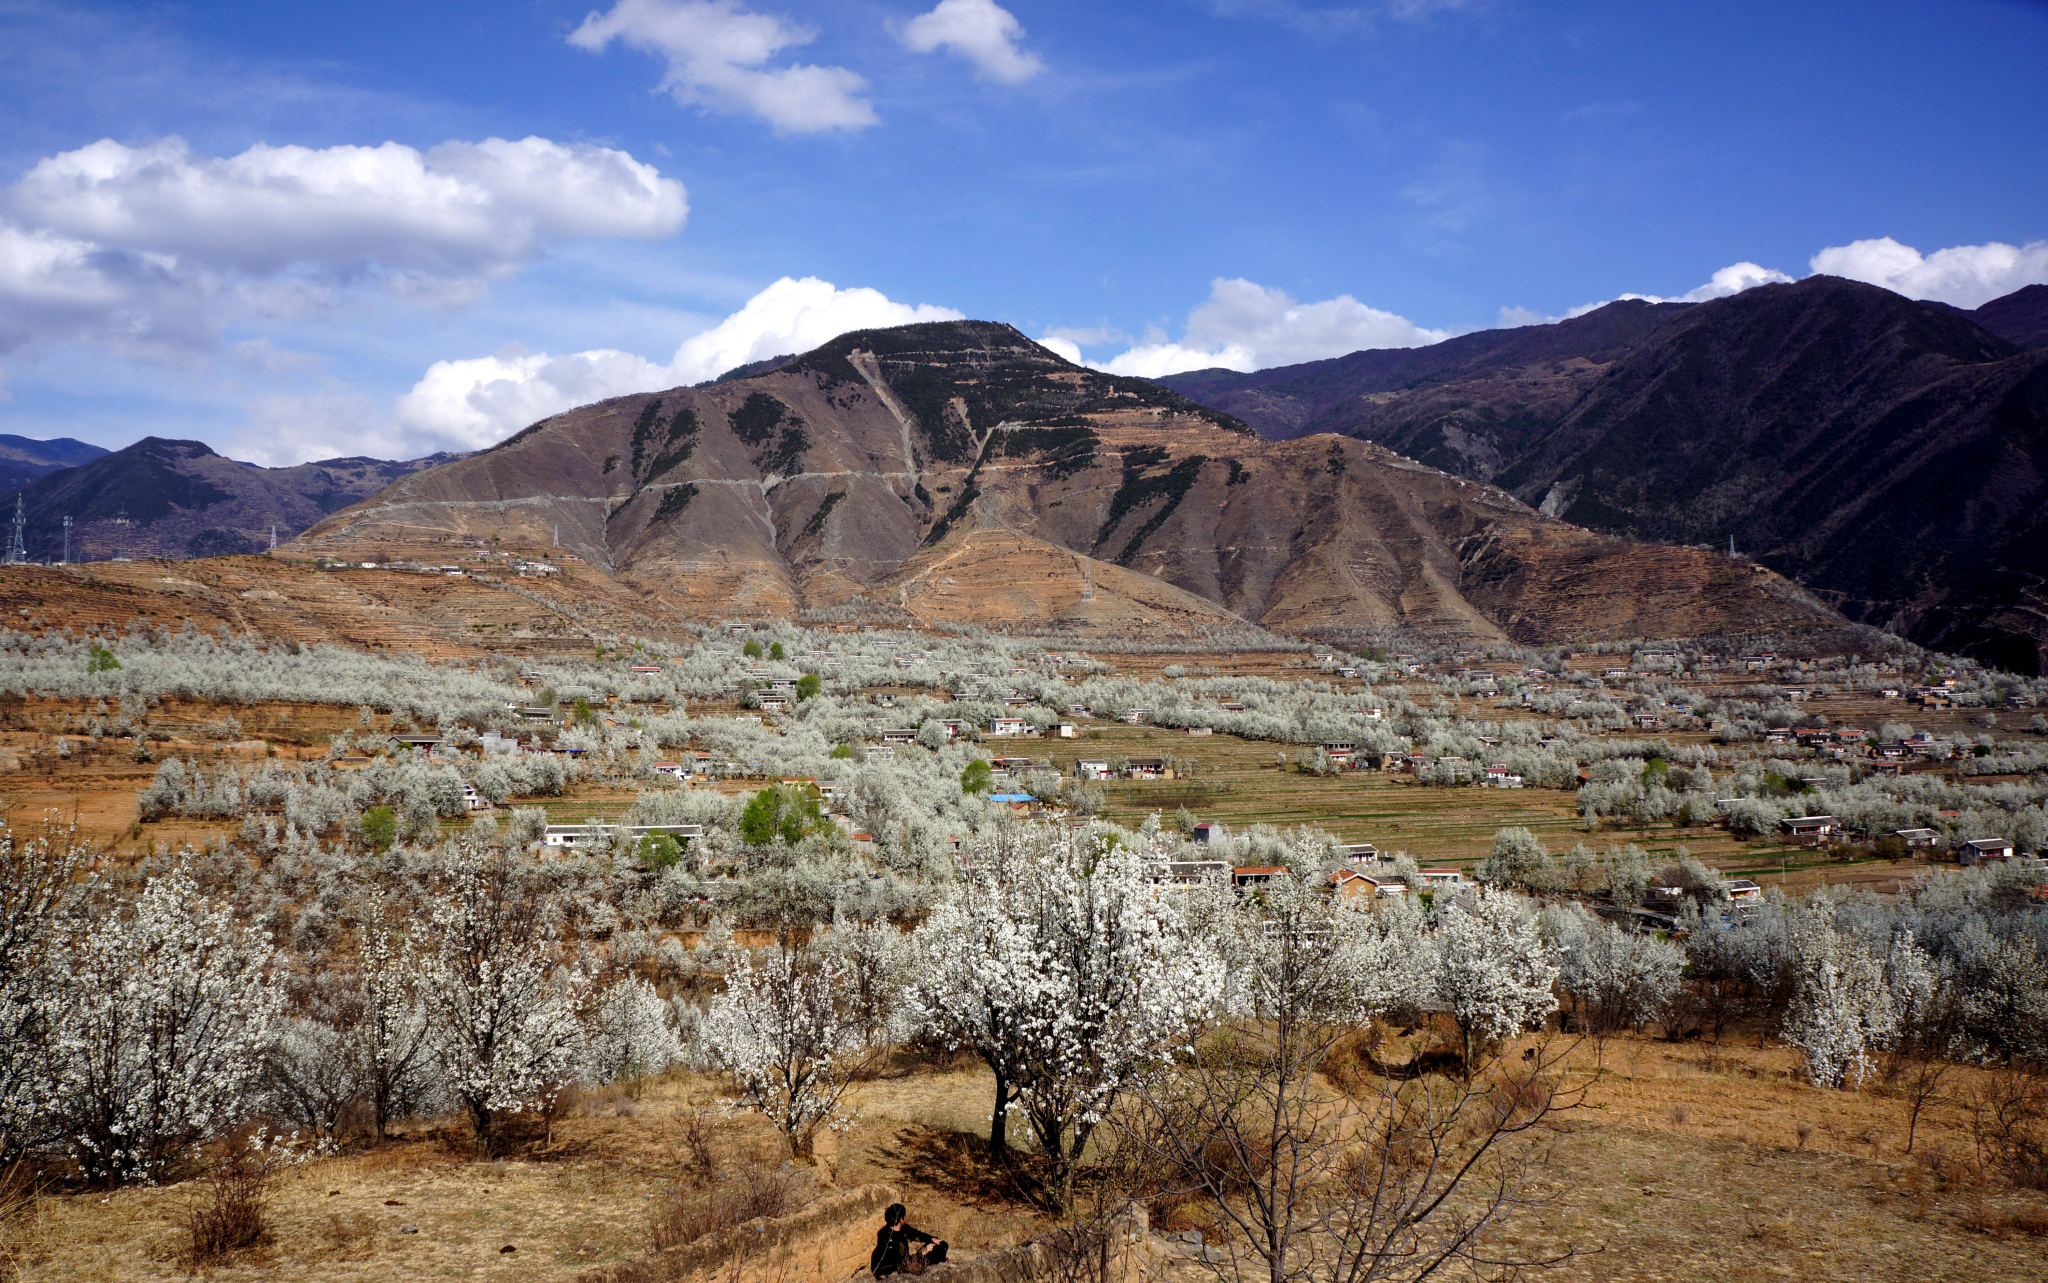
[1118,875,1583,1283]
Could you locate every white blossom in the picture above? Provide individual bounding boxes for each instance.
[44,862,282,1183]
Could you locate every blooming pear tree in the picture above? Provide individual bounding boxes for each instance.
[583,975,685,1089]
[44,863,283,1184]
[421,849,587,1153]
[1434,891,1560,1074]
[1548,904,1686,1039]
[1781,909,1932,1089]
[908,825,1224,1202]
[1007,833,1224,1204]
[705,941,875,1160]
[0,827,82,1163]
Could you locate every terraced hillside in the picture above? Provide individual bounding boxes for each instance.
[294,321,1837,645]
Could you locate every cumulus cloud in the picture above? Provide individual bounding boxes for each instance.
[1653,261,1796,303]
[569,0,877,133]
[1808,236,2048,310]
[899,0,1044,83]
[1071,278,1448,378]
[0,220,221,360]
[391,276,963,450]
[9,136,685,278]
[0,134,687,366]
[1501,260,1797,328]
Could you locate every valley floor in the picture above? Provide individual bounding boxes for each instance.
[11,1034,2046,1282]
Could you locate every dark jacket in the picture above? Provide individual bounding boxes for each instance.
[872,1223,935,1276]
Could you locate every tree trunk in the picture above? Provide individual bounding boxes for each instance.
[469,1099,494,1156]
[988,1065,1010,1158]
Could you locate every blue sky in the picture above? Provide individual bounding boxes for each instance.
[1,0,2044,464]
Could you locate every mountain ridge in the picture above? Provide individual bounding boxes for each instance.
[2,437,467,562]
[294,321,1836,645]
[1158,278,2048,670]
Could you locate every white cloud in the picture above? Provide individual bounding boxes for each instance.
[1072,277,1449,378]
[234,389,385,467]
[1655,261,1796,303]
[666,275,963,380]
[9,136,684,279]
[0,134,687,365]
[1808,236,2048,310]
[899,0,1044,83]
[1036,335,1084,364]
[391,276,963,450]
[0,220,220,360]
[569,0,877,134]
[1506,260,1798,327]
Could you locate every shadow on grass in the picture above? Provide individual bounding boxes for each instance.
[884,1124,1044,1209]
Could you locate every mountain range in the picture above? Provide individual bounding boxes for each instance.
[291,320,1834,645]
[9,276,2043,664]
[0,435,109,494]
[0,438,465,562]
[1159,278,2048,671]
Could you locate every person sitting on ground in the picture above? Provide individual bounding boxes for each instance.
[871,1202,947,1276]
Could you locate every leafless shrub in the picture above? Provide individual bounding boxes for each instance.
[1120,906,1586,1283]
[1961,1202,2048,1238]
[179,1149,274,1268]
[649,1162,806,1253]
[1969,1070,2048,1190]
[679,1108,718,1181]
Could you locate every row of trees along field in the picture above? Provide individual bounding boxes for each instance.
[1,816,2045,1278]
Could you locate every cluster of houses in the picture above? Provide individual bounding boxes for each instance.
[1766,813,2032,865]
[313,556,564,579]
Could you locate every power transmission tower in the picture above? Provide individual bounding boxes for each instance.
[3,496,23,565]
[60,515,71,565]
[1080,555,1094,601]
[269,524,278,551]
[112,507,131,560]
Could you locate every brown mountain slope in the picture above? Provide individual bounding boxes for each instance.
[1492,278,2048,671]
[1156,299,1688,466]
[297,321,1836,643]
[1158,279,2048,671]
[1972,283,2048,350]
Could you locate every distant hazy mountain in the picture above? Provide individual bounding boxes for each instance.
[1158,279,2048,672]
[0,435,110,493]
[3,438,467,562]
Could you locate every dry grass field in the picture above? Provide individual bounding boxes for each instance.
[8,1032,2045,1283]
